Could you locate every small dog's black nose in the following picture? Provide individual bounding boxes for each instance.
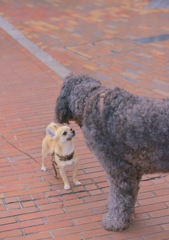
[70,129,75,134]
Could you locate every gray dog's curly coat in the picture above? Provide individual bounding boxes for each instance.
[55,73,169,231]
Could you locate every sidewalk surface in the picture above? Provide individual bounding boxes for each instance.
[0,0,169,239]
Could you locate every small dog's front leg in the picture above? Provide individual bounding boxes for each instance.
[59,167,70,190]
[73,162,81,186]
[41,151,48,171]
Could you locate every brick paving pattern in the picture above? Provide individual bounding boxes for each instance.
[0,0,169,239]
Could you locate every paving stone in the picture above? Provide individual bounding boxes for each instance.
[146,0,169,9]
[135,34,169,44]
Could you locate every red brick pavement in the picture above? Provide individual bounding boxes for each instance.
[0,0,169,239]
[0,27,169,240]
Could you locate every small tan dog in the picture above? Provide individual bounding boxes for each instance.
[41,122,81,190]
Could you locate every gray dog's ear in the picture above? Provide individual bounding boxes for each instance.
[55,94,72,124]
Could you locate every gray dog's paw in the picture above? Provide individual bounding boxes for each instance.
[101,213,129,232]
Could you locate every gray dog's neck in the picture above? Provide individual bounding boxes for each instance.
[74,86,106,127]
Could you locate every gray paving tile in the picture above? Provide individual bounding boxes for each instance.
[0,16,70,79]
[146,0,169,9]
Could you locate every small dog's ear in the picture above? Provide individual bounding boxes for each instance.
[46,128,55,139]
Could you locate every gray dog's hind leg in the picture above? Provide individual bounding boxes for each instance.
[102,165,142,231]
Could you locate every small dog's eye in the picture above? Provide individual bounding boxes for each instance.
[70,128,72,131]
[63,131,67,135]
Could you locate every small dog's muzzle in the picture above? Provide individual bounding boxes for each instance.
[67,129,75,140]
[71,129,75,135]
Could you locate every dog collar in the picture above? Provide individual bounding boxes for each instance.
[99,89,109,116]
[55,151,74,161]
[84,88,108,117]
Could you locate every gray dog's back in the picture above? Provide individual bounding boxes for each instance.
[83,87,169,174]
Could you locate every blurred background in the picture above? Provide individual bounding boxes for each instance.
[0,0,169,96]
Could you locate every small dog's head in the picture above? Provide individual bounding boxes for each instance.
[55,73,101,125]
[46,123,75,142]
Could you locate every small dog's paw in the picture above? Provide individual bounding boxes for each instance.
[64,185,70,190]
[74,181,81,186]
[41,167,46,171]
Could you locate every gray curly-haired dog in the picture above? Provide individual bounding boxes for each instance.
[55,73,169,231]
